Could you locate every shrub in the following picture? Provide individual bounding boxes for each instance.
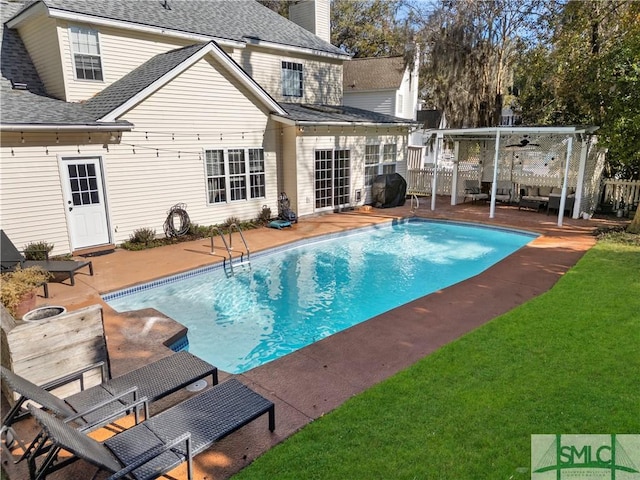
[189,223,212,237]
[23,241,54,261]
[129,227,157,244]
[1,266,52,318]
[222,216,241,228]
[257,205,272,224]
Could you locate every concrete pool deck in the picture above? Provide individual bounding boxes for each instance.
[1,198,629,479]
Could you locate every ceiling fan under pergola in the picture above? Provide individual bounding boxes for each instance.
[505,135,540,148]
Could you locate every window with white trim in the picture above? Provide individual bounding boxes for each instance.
[205,150,226,203]
[364,143,397,186]
[382,144,398,174]
[364,144,380,186]
[282,61,303,97]
[249,148,266,198]
[205,148,265,204]
[70,26,103,81]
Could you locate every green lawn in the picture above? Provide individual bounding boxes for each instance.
[234,238,640,479]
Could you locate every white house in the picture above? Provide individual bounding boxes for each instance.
[0,0,417,255]
[343,54,420,121]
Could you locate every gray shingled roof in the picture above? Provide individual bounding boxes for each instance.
[0,0,129,127]
[1,1,46,96]
[279,103,418,125]
[343,56,406,91]
[84,43,209,119]
[13,0,346,56]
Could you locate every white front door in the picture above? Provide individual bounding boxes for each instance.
[61,157,110,250]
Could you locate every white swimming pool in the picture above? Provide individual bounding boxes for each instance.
[104,219,536,373]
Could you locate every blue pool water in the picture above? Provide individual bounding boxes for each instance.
[104,220,535,373]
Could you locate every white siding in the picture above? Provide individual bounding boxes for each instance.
[343,91,395,116]
[102,56,278,245]
[292,127,408,217]
[289,0,330,43]
[397,69,416,120]
[16,14,66,99]
[314,0,331,44]
[20,16,344,105]
[18,14,342,104]
[0,132,111,255]
[281,125,299,211]
[1,56,281,250]
[238,47,342,105]
[56,21,200,102]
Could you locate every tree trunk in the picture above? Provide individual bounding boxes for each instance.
[627,206,640,234]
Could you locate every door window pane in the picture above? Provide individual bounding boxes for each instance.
[67,162,100,206]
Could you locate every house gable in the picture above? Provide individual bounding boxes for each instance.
[343,56,419,120]
[101,51,281,241]
[84,41,285,122]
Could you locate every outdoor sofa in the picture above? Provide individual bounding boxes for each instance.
[519,186,575,212]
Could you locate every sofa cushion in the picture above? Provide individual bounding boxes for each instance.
[526,186,538,197]
[551,187,563,194]
[538,186,552,197]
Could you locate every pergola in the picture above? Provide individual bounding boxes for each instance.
[415,126,605,226]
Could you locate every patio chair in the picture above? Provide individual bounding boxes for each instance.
[27,378,275,480]
[463,180,489,204]
[0,230,93,286]
[1,351,218,460]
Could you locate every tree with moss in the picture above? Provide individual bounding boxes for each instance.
[516,0,640,180]
[410,0,544,128]
[331,0,408,58]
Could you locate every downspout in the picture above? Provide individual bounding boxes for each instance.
[558,136,574,227]
[489,130,501,219]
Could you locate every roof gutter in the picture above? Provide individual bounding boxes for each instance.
[270,114,416,128]
[1,123,133,132]
[426,126,600,136]
[244,37,350,60]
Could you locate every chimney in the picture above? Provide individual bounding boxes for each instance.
[289,0,330,44]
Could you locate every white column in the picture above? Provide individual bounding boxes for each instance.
[430,131,443,210]
[574,134,589,218]
[489,131,501,219]
[558,136,574,227]
[451,141,460,205]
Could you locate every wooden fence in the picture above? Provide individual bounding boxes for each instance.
[600,179,640,210]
